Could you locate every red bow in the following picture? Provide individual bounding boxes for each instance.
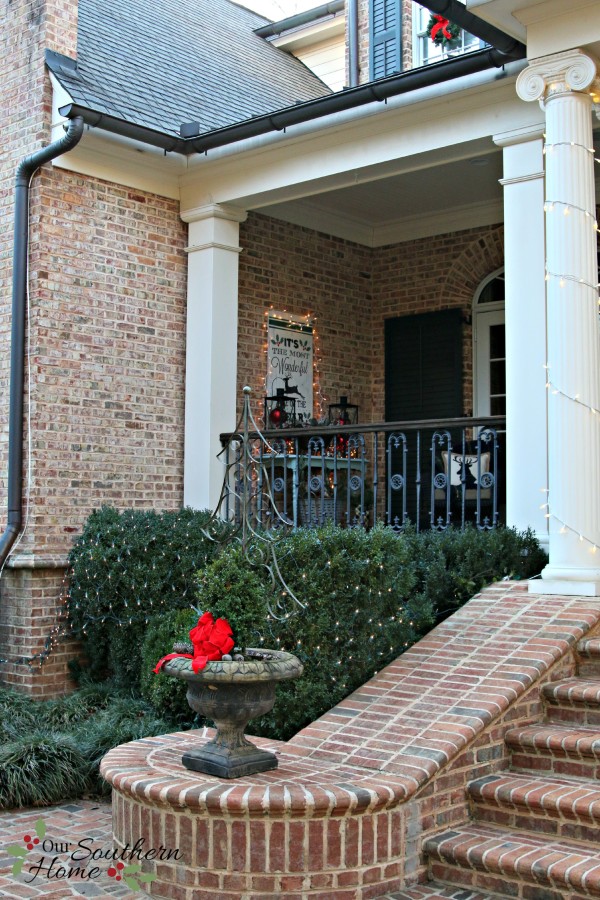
[430,14,453,41]
[153,611,235,674]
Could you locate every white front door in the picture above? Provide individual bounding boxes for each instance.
[475,308,506,417]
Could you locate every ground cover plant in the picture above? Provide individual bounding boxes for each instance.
[0,680,172,810]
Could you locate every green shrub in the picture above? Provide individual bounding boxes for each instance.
[67,502,547,745]
[139,524,546,741]
[74,698,174,795]
[196,545,272,649]
[404,525,547,620]
[140,607,200,724]
[141,524,430,740]
[66,506,225,686]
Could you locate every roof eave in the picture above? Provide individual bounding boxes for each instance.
[57,44,526,158]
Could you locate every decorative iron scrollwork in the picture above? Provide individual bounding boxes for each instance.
[390,474,404,491]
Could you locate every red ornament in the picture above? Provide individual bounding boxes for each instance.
[269,405,288,426]
[336,434,348,455]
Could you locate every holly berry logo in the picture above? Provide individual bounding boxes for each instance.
[107,861,156,890]
[6,821,161,889]
[6,818,45,875]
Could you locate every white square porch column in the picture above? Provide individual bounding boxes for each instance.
[181,203,247,511]
[494,125,549,551]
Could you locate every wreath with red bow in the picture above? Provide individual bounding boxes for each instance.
[426,14,461,47]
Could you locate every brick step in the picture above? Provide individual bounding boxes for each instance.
[425,823,600,899]
[505,723,600,779]
[542,679,600,725]
[468,772,600,842]
[578,639,600,677]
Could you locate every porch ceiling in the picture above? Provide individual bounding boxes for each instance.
[257,150,505,246]
[256,128,600,247]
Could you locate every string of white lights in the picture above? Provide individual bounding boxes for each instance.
[262,307,328,420]
[540,139,600,553]
[543,199,598,230]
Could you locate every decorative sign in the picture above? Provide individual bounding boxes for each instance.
[266,314,313,421]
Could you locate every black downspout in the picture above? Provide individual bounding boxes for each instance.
[0,116,85,569]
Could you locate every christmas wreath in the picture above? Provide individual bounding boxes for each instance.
[426,13,461,47]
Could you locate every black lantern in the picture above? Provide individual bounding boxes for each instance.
[328,395,359,426]
[264,388,296,428]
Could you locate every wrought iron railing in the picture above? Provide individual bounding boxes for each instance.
[220,416,506,533]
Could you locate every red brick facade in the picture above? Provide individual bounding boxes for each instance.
[238,214,374,423]
[371,223,504,421]
[0,1,504,695]
[0,0,188,693]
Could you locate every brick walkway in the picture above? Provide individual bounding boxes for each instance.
[0,801,138,899]
[100,583,600,898]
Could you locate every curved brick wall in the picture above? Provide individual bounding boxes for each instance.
[102,583,600,899]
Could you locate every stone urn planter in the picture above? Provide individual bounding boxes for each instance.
[162,649,303,778]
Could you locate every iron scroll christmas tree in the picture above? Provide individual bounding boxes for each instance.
[201,386,305,621]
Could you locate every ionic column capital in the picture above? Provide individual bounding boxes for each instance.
[516,49,600,107]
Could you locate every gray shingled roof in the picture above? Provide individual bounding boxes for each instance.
[48,0,331,138]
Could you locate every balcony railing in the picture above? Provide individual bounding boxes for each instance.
[220,416,505,533]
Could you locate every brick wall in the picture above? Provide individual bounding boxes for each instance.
[238,212,374,424]
[24,169,187,560]
[0,0,188,692]
[0,566,77,698]
[0,168,187,692]
[401,0,413,71]
[357,0,370,83]
[1,0,79,694]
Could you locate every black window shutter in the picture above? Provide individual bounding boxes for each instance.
[370,0,402,80]
[385,309,463,526]
[385,309,463,421]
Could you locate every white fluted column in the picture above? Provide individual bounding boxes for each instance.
[494,126,548,549]
[517,50,600,595]
[181,203,247,511]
